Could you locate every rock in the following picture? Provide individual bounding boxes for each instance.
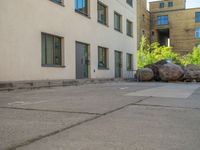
[136,68,154,81]
[158,63,184,81]
[145,64,161,81]
[183,64,200,82]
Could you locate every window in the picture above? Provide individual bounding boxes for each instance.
[114,12,122,32]
[42,33,62,66]
[168,2,173,7]
[51,0,64,5]
[126,53,133,71]
[159,2,164,8]
[98,47,108,69]
[126,0,133,7]
[127,19,133,37]
[195,12,200,22]
[195,28,200,38]
[75,0,89,16]
[98,1,107,25]
[157,16,169,25]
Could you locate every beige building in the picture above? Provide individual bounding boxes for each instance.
[0,0,137,82]
[138,0,200,54]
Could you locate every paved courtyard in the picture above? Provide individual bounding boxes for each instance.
[0,82,200,150]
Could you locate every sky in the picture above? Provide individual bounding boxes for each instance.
[147,0,200,8]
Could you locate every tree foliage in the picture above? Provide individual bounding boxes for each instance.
[137,36,200,68]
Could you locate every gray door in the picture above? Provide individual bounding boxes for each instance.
[115,51,122,78]
[76,42,89,79]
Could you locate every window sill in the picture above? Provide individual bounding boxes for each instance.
[98,67,109,70]
[114,28,123,34]
[75,10,90,19]
[42,64,66,68]
[98,21,109,27]
[49,0,65,7]
[127,34,133,38]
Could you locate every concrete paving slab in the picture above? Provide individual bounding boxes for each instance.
[16,105,200,150]
[126,84,200,98]
[0,108,95,150]
[0,83,154,114]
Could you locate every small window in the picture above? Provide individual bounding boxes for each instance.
[126,53,133,71]
[75,0,89,16]
[51,0,64,5]
[159,2,164,8]
[98,47,108,69]
[157,15,169,25]
[127,19,133,37]
[114,12,122,32]
[42,33,62,66]
[126,0,133,7]
[195,12,200,22]
[98,1,108,25]
[168,2,173,7]
[195,28,200,38]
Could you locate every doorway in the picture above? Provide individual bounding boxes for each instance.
[76,42,89,79]
[115,51,122,78]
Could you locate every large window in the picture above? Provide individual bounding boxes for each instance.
[126,53,133,71]
[127,19,133,37]
[195,28,200,38]
[114,12,122,32]
[126,0,133,7]
[98,1,107,25]
[195,12,200,22]
[98,47,108,69]
[157,16,169,25]
[42,33,62,66]
[75,0,89,16]
[168,2,173,7]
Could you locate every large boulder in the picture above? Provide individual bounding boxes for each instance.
[158,63,184,81]
[136,68,154,81]
[145,60,172,81]
[184,64,200,82]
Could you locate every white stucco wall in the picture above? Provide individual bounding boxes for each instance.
[0,0,137,81]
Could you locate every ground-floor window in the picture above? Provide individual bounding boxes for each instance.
[126,53,133,71]
[195,28,200,38]
[41,33,62,66]
[98,46,108,69]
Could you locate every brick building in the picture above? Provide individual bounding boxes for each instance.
[137,0,200,54]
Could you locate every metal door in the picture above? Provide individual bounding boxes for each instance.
[115,51,122,78]
[76,42,89,79]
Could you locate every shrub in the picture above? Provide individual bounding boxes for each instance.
[137,36,180,68]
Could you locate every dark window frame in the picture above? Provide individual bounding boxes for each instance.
[195,12,200,22]
[114,12,122,32]
[50,0,64,6]
[159,2,164,8]
[157,15,169,26]
[126,0,133,7]
[75,0,89,17]
[126,53,133,71]
[97,1,108,25]
[195,28,200,39]
[41,33,64,67]
[98,46,108,69]
[168,2,173,7]
[127,19,133,37]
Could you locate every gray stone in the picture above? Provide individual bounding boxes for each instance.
[136,68,154,81]
[158,63,184,81]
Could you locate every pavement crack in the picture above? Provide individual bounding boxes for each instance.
[0,107,101,116]
[131,103,200,110]
[3,96,152,150]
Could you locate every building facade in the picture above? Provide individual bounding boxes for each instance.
[138,0,200,54]
[0,0,137,82]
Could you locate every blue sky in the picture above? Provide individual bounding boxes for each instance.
[147,0,200,8]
